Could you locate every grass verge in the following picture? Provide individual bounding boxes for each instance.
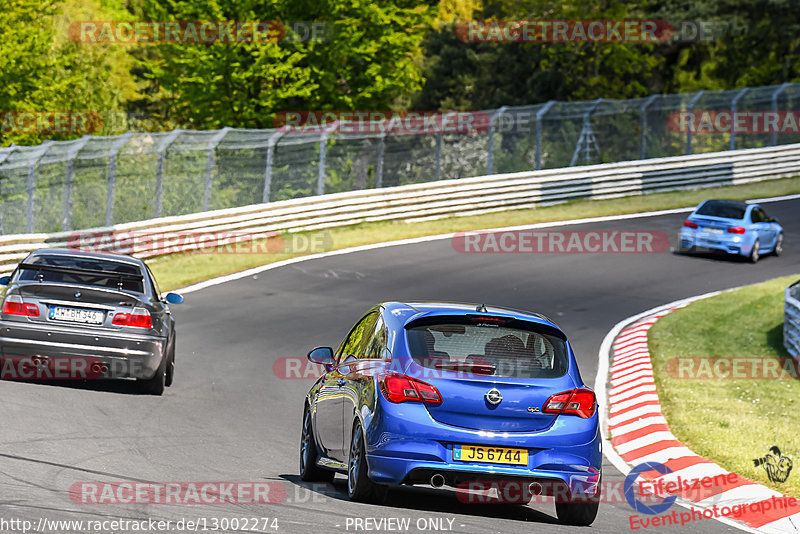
[147,176,800,290]
[648,275,800,497]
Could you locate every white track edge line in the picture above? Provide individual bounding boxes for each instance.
[173,193,799,294]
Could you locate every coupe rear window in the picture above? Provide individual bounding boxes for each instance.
[696,202,746,219]
[17,255,144,293]
[407,323,568,378]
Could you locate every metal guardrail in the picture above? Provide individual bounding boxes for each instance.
[1,142,799,276]
[2,83,800,235]
[786,280,800,359]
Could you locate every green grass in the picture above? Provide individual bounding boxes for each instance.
[648,275,800,497]
[147,176,800,290]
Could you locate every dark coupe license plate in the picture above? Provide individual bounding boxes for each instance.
[49,306,105,325]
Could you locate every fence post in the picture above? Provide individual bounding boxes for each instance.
[639,95,659,160]
[62,135,91,231]
[155,129,181,218]
[25,141,53,234]
[204,127,230,211]
[0,145,17,235]
[771,82,790,146]
[106,131,133,227]
[535,101,556,170]
[729,88,749,151]
[686,90,705,155]
[375,134,385,187]
[570,98,602,167]
[434,133,443,181]
[317,129,333,196]
[487,106,507,175]
[263,130,284,203]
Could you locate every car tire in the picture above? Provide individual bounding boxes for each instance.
[300,406,335,483]
[774,233,784,256]
[555,475,601,526]
[347,423,388,503]
[749,239,760,263]
[164,337,175,388]
[138,355,166,395]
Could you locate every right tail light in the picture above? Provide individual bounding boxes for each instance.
[543,388,596,418]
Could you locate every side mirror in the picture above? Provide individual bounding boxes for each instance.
[164,292,184,304]
[0,276,9,285]
[307,347,335,372]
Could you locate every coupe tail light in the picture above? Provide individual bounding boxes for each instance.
[1,295,39,317]
[112,306,152,328]
[543,388,596,418]
[683,220,698,229]
[379,373,442,405]
[727,226,746,234]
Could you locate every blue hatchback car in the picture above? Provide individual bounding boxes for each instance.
[679,200,784,263]
[300,302,602,526]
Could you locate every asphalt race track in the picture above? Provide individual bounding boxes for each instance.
[2,198,798,534]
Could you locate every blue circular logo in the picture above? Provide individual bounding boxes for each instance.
[623,462,676,515]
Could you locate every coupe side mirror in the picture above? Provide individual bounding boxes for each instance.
[164,292,184,304]
[308,346,335,372]
[0,276,9,285]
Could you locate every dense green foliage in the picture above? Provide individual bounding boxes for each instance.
[0,0,798,146]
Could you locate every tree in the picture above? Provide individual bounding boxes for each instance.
[130,0,437,129]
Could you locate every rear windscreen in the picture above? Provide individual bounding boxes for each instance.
[696,202,746,219]
[16,255,144,293]
[407,323,568,378]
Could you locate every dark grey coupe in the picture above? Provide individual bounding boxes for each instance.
[0,249,182,395]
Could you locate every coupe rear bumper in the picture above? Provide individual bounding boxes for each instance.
[0,320,165,380]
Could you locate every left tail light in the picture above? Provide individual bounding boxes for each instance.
[1,295,39,317]
[112,306,153,328]
[379,373,442,405]
[543,388,596,418]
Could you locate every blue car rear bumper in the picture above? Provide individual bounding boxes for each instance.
[362,400,601,496]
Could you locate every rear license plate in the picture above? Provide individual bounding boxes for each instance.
[453,445,528,465]
[703,227,724,234]
[49,306,105,325]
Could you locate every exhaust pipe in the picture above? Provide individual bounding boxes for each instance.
[430,474,445,488]
[528,482,543,496]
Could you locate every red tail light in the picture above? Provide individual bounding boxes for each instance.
[727,226,746,234]
[112,307,152,328]
[379,373,442,405]
[683,220,698,229]
[1,297,39,317]
[543,388,596,418]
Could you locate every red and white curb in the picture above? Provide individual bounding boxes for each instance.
[598,295,800,533]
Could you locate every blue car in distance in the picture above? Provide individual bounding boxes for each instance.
[300,302,602,526]
[679,199,784,263]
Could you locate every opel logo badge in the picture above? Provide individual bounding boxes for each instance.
[485,388,503,405]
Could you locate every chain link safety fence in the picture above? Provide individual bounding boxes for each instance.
[2,83,800,235]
